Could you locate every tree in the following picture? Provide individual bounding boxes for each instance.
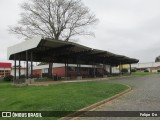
[9,0,98,41]
[155,56,160,62]
[9,0,98,78]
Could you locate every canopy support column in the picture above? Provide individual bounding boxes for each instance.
[77,63,79,76]
[19,56,21,79]
[66,62,68,79]
[31,52,33,77]
[102,64,105,76]
[26,51,29,79]
[121,63,123,75]
[119,66,120,75]
[93,64,96,78]
[77,58,79,76]
[49,63,53,78]
[65,62,66,79]
[130,64,132,75]
[65,58,69,80]
[119,62,122,75]
[14,54,16,82]
[79,64,81,76]
[110,65,112,76]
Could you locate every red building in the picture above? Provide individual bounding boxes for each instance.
[0,62,12,77]
[33,64,108,79]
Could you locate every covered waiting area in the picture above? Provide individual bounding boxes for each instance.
[7,36,139,80]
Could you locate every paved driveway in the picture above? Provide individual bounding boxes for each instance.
[79,74,160,120]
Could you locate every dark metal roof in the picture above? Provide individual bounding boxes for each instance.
[8,38,139,65]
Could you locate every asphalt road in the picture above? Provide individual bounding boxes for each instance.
[78,74,160,120]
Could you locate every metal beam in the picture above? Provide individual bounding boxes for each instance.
[130,64,132,75]
[93,64,96,78]
[65,62,66,79]
[31,52,33,77]
[19,57,21,79]
[66,61,68,79]
[119,63,122,75]
[14,54,16,82]
[79,64,81,76]
[8,39,139,66]
[26,51,28,79]
[49,63,53,78]
[119,64,121,75]
[110,65,112,76]
[77,58,79,76]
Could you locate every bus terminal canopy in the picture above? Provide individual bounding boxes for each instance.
[7,37,139,66]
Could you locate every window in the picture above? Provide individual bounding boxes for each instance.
[42,68,48,73]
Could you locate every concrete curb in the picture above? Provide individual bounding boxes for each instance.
[60,84,132,120]
[27,75,135,86]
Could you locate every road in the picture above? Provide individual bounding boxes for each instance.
[78,74,160,120]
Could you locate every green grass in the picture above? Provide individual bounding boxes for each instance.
[0,81,128,120]
[132,72,160,76]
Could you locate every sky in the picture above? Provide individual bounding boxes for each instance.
[1,0,160,63]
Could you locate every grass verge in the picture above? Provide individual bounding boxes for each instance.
[0,81,129,120]
[132,72,160,76]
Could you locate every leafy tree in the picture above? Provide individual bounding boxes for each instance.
[155,56,160,62]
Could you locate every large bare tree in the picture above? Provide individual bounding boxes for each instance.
[9,0,98,78]
[9,0,98,41]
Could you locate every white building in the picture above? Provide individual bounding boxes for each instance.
[131,62,160,72]
[11,67,27,76]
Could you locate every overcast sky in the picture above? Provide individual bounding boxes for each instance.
[1,0,160,63]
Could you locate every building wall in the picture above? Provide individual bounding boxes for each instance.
[11,68,26,77]
[52,67,65,77]
[32,69,42,77]
[132,62,160,69]
[132,62,160,72]
[112,67,120,73]
[0,69,11,76]
[32,65,107,78]
[0,62,12,77]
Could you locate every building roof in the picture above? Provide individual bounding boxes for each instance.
[7,37,139,66]
[0,62,12,68]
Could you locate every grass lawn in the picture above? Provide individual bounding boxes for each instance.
[132,72,160,76]
[0,81,128,120]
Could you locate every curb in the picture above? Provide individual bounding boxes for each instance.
[60,84,132,120]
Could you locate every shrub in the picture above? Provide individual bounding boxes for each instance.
[157,70,160,72]
[53,75,61,81]
[121,69,128,73]
[131,69,136,72]
[111,73,120,76]
[3,75,13,82]
[144,70,149,72]
[20,74,26,79]
[30,74,40,79]
[42,73,49,78]
[0,76,4,81]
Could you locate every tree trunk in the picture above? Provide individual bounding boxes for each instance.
[48,63,53,78]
